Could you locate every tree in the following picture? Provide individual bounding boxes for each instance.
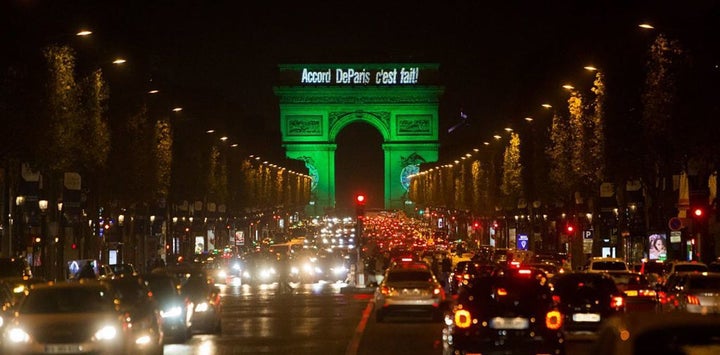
[501,132,523,207]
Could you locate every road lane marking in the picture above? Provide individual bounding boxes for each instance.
[345,298,374,355]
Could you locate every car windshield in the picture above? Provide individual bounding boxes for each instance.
[20,287,115,314]
[688,277,720,290]
[386,270,433,283]
[145,277,178,300]
[107,279,146,304]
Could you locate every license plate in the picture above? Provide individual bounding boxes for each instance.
[489,317,529,329]
[625,290,638,297]
[572,313,601,322]
[45,344,82,353]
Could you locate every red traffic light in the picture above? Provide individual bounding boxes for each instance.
[355,194,366,205]
[71,243,77,250]
[566,225,574,233]
[693,208,704,217]
[473,221,480,229]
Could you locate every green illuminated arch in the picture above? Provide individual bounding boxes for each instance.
[275,63,443,214]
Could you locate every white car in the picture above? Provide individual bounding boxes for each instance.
[586,257,630,274]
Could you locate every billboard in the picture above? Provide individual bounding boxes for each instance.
[648,233,668,260]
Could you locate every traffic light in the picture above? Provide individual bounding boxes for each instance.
[566,224,575,234]
[472,221,480,229]
[692,207,704,218]
[355,194,366,217]
[355,194,366,206]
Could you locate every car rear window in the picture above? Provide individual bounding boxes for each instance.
[688,276,720,290]
[553,274,618,297]
[386,270,433,283]
[591,261,627,271]
[675,264,709,273]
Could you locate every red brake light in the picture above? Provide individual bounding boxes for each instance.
[517,269,532,275]
[612,295,624,309]
[454,309,472,328]
[380,286,390,295]
[552,295,561,304]
[497,288,508,296]
[510,261,521,268]
[401,257,413,262]
[687,294,701,305]
[545,310,563,330]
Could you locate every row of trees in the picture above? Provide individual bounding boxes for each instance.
[0,43,311,261]
[410,30,720,263]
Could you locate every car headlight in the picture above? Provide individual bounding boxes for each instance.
[195,302,209,312]
[94,325,117,341]
[0,315,4,328]
[217,270,227,279]
[232,263,241,270]
[290,267,299,275]
[135,334,152,345]
[7,328,30,343]
[161,306,183,318]
[332,266,347,274]
[243,271,250,278]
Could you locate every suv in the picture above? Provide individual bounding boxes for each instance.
[444,266,564,354]
[664,261,708,276]
[586,257,630,274]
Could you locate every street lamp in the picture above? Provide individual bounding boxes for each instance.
[38,199,49,278]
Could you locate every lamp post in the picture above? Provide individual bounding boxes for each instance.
[56,201,64,280]
[38,199,49,278]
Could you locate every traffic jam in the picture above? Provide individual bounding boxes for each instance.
[3,211,720,354]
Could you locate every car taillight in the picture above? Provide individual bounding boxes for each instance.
[517,269,532,276]
[380,286,390,295]
[496,288,508,297]
[545,310,563,330]
[687,294,701,305]
[454,309,472,328]
[552,295,561,304]
[611,295,624,309]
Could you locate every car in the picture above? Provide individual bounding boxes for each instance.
[639,259,667,286]
[241,251,280,285]
[109,263,138,277]
[443,266,564,355]
[0,280,17,337]
[101,275,164,353]
[178,270,222,334]
[1,280,130,354]
[585,257,630,274]
[607,272,658,312]
[590,311,720,355]
[447,260,474,295]
[143,272,193,343]
[551,272,625,334]
[664,260,709,276]
[659,271,720,314]
[0,258,33,280]
[374,267,446,322]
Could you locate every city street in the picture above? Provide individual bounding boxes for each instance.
[163,281,594,355]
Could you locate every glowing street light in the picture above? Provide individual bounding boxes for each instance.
[638,23,655,29]
[76,30,93,37]
[112,58,127,65]
[584,65,598,71]
[562,84,575,90]
[542,103,552,109]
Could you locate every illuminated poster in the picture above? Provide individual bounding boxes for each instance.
[207,229,215,251]
[194,236,205,254]
[648,233,668,260]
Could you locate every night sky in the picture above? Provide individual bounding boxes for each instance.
[3,1,718,209]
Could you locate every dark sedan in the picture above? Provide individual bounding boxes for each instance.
[178,270,222,334]
[101,275,164,353]
[144,272,193,343]
[443,266,564,355]
[551,272,625,334]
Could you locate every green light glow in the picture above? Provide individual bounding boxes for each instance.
[276,63,443,213]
